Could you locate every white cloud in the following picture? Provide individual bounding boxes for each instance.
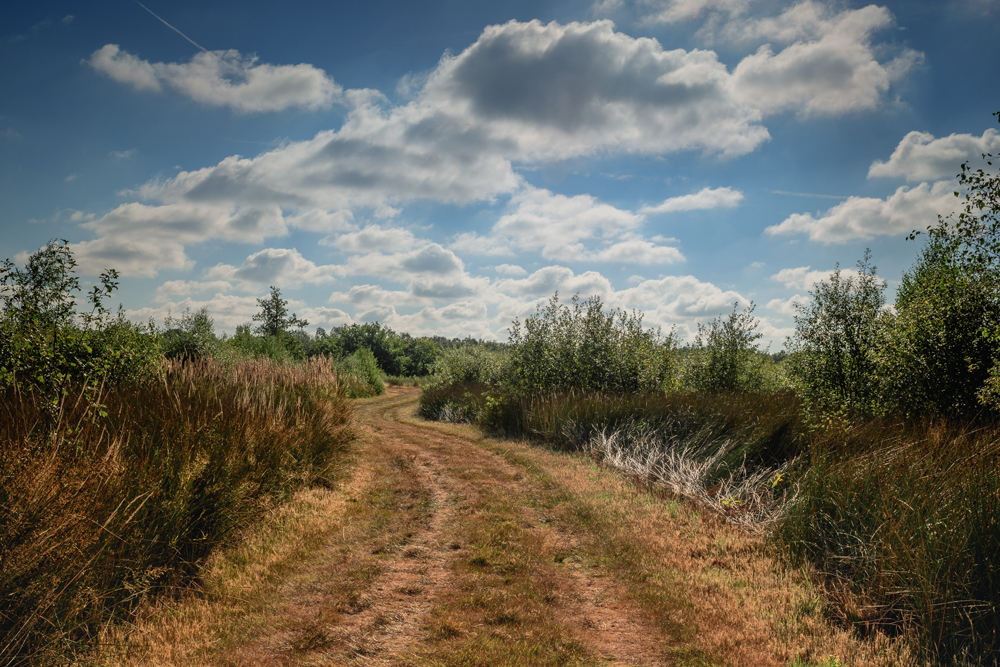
[71,236,193,278]
[494,264,528,276]
[589,239,685,264]
[640,186,743,214]
[127,293,263,332]
[638,0,753,25]
[765,181,957,243]
[154,279,233,302]
[422,19,769,160]
[729,3,921,117]
[87,45,341,113]
[868,129,1000,182]
[206,247,342,288]
[769,266,860,290]
[766,293,809,316]
[325,224,420,253]
[496,265,615,298]
[490,187,644,261]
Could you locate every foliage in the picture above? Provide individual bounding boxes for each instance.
[253,285,308,338]
[160,307,218,360]
[427,344,510,388]
[504,293,676,396]
[0,240,160,415]
[683,302,768,393]
[0,356,353,666]
[314,322,441,376]
[334,347,386,398]
[787,250,886,415]
[876,243,1000,416]
[904,112,1000,413]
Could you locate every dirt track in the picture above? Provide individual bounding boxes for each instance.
[228,386,670,666]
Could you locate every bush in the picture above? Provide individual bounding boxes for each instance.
[0,240,161,415]
[160,307,218,360]
[427,345,510,388]
[504,293,676,396]
[336,347,385,398]
[876,243,1000,416]
[682,302,768,393]
[787,250,886,415]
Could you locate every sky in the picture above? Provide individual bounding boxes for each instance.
[1,0,998,346]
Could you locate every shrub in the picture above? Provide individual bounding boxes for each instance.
[504,293,676,396]
[683,302,768,393]
[787,250,886,415]
[160,307,218,360]
[336,347,385,398]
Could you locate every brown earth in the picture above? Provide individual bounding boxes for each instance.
[96,387,904,667]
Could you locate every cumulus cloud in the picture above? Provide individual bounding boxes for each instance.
[868,129,1000,182]
[455,186,683,265]
[640,186,743,214]
[766,293,809,315]
[765,181,957,242]
[494,264,528,276]
[422,19,769,159]
[206,247,342,288]
[87,45,341,113]
[325,224,420,253]
[154,279,233,302]
[769,266,860,290]
[729,3,921,117]
[71,202,288,276]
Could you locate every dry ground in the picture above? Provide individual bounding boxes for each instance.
[90,388,909,667]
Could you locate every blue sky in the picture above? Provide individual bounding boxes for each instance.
[2,0,998,345]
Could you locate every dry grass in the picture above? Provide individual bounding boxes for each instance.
[0,357,353,666]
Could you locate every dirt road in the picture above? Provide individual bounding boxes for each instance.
[103,388,880,667]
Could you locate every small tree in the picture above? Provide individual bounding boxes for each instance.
[788,250,886,414]
[685,302,766,393]
[253,286,308,338]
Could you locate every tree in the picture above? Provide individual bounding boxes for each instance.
[253,286,308,338]
[904,111,1000,412]
[685,302,766,393]
[788,250,886,414]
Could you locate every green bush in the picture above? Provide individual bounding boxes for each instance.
[504,293,676,396]
[682,302,768,393]
[336,347,385,398]
[787,251,886,415]
[427,344,510,388]
[160,307,218,360]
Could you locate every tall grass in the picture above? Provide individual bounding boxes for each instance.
[777,419,1000,664]
[0,356,354,666]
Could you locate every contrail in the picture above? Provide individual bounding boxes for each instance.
[133,0,208,52]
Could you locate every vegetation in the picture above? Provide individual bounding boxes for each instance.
[0,357,354,666]
[417,112,1000,667]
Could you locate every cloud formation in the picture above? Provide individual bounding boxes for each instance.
[640,186,743,214]
[765,181,958,243]
[87,45,341,113]
[868,129,1000,182]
